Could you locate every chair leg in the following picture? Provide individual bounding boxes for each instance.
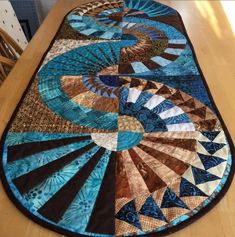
[0,63,6,77]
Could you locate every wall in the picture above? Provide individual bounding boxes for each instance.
[9,0,56,41]
[10,0,40,39]
[36,0,57,23]
[0,0,28,49]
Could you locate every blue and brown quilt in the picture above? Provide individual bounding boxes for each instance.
[0,0,234,236]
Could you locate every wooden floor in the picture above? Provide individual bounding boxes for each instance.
[0,0,235,236]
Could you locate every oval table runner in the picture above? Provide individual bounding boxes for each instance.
[0,0,234,236]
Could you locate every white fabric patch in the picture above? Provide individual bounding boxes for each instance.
[165,48,184,55]
[159,106,184,119]
[151,56,172,66]
[144,95,165,110]
[127,88,142,103]
[166,123,195,131]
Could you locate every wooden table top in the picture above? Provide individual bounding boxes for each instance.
[0,1,235,236]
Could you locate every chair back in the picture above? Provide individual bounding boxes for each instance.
[0,28,23,85]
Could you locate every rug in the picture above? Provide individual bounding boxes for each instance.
[0,0,234,236]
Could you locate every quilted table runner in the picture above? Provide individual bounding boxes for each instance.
[0,0,234,236]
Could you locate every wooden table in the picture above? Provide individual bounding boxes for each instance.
[0,1,235,236]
